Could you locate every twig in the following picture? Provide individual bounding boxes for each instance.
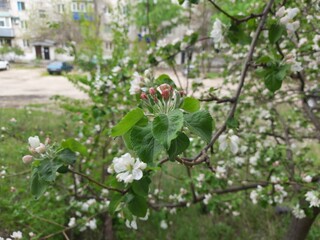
[207,0,263,24]
[176,0,275,167]
[68,169,126,194]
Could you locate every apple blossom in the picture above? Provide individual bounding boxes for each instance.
[22,155,33,164]
[292,204,306,219]
[111,153,147,183]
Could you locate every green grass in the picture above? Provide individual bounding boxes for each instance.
[0,106,320,239]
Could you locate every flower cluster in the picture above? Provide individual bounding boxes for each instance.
[283,52,303,72]
[140,83,184,114]
[108,153,147,183]
[218,130,240,154]
[210,19,224,45]
[276,7,300,36]
[292,204,306,219]
[22,136,49,164]
[305,191,320,208]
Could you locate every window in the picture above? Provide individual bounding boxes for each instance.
[0,17,10,28]
[17,1,25,11]
[0,0,10,10]
[0,38,12,46]
[0,18,5,27]
[79,3,86,12]
[39,10,46,18]
[23,39,30,47]
[87,3,94,11]
[20,20,27,29]
[57,4,65,13]
[71,2,78,12]
[106,41,113,50]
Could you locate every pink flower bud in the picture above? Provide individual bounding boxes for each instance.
[35,143,46,154]
[22,155,34,164]
[272,161,280,167]
[179,90,185,96]
[159,84,171,92]
[149,87,156,95]
[140,92,148,100]
[45,137,51,145]
[162,89,170,101]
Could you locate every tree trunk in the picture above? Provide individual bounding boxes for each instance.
[102,213,115,240]
[284,207,320,240]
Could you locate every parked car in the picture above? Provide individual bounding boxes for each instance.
[0,60,10,70]
[47,61,73,75]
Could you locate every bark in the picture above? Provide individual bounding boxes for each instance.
[284,207,320,240]
[102,213,115,240]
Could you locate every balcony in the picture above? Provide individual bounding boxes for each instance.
[0,28,14,37]
[0,2,10,11]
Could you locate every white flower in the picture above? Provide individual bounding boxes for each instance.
[28,136,46,153]
[112,66,121,73]
[160,220,168,229]
[305,191,320,207]
[276,6,286,18]
[28,136,40,149]
[86,219,97,230]
[68,217,76,227]
[232,211,240,216]
[112,153,147,183]
[218,130,240,154]
[203,193,212,205]
[129,72,142,95]
[290,60,303,72]
[292,204,306,219]
[9,118,17,123]
[286,8,299,19]
[10,231,22,239]
[303,175,312,183]
[125,219,138,230]
[210,19,223,44]
[250,190,259,204]
[307,98,316,108]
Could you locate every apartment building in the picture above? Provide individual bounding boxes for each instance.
[0,0,119,61]
[0,0,202,63]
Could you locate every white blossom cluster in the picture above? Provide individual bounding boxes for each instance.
[276,7,300,36]
[218,130,240,154]
[210,19,224,46]
[292,204,306,219]
[305,191,320,208]
[108,153,147,183]
[0,231,23,240]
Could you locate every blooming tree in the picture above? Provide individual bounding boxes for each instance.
[17,0,320,239]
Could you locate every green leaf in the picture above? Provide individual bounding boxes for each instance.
[57,149,77,165]
[227,23,251,45]
[123,129,134,151]
[260,64,290,92]
[131,123,163,163]
[30,170,47,199]
[152,109,184,149]
[181,97,200,112]
[184,110,214,142]
[269,24,285,44]
[131,177,151,197]
[128,195,148,217]
[37,159,63,182]
[109,193,125,215]
[111,108,144,137]
[155,74,176,87]
[61,138,88,157]
[168,132,190,160]
[226,117,239,129]
[178,0,185,4]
